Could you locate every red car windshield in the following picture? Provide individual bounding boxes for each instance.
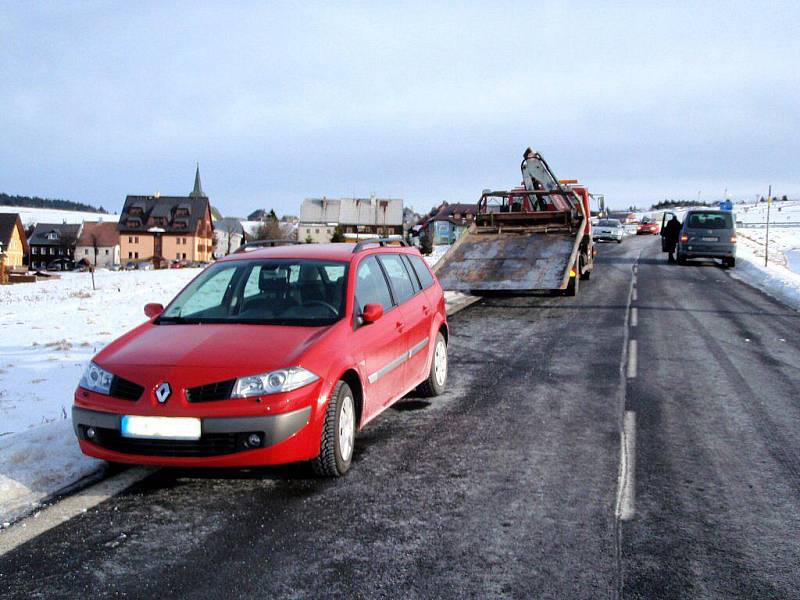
[158,259,349,326]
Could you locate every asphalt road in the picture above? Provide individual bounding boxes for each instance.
[1,236,798,599]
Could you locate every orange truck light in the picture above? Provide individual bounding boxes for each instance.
[731,235,737,244]
[570,267,577,278]
[680,234,689,242]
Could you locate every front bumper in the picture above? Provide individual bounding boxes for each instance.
[73,405,314,467]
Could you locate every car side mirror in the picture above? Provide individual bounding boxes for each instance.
[362,303,384,323]
[144,303,164,318]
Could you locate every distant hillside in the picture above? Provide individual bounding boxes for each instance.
[0,193,108,214]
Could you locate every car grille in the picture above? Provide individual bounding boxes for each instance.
[186,379,237,403]
[110,376,145,401]
[88,427,252,457]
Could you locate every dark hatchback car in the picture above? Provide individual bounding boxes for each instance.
[662,209,736,267]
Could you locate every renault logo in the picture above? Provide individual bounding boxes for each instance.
[155,382,172,404]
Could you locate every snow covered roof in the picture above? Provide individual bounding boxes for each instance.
[300,197,403,226]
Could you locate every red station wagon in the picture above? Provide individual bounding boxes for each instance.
[72,239,449,476]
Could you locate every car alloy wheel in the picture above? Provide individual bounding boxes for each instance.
[434,338,448,388]
[338,394,355,462]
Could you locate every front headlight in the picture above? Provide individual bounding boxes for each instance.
[79,361,113,395]
[231,367,320,398]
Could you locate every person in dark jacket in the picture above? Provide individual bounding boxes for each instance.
[662,215,682,263]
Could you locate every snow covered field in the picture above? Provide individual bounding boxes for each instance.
[0,205,118,227]
[0,268,198,523]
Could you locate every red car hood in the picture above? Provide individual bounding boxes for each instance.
[97,322,332,372]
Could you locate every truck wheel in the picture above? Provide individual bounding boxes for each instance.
[417,332,448,397]
[580,268,591,281]
[312,381,355,477]
[676,253,687,265]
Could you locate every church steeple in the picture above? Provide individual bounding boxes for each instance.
[190,162,206,198]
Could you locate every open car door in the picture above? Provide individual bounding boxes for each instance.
[660,211,677,252]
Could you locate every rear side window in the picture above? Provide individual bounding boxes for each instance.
[408,254,435,290]
[355,256,393,312]
[401,255,421,293]
[377,254,415,304]
[687,212,733,229]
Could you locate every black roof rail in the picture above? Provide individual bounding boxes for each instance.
[352,236,408,253]
[233,239,300,254]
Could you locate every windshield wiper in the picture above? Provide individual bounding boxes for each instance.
[156,316,196,324]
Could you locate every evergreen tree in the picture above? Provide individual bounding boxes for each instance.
[330,226,346,243]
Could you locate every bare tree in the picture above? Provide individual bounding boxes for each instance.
[89,231,100,266]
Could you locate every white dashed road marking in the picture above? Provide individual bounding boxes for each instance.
[630,307,638,327]
[627,339,637,379]
[616,410,637,521]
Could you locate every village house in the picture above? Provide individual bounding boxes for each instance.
[0,213,29,268]
[75,221,121,267]
[118,166,214,266]
[28,222,82,270]
[299,196,403,243]
[418,202,476,245]
[213,217,245,258]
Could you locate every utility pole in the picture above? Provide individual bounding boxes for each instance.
[764,185,772,267]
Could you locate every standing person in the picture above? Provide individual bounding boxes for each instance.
[662,215,682,263]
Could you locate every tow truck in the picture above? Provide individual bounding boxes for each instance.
[434,148,595,296]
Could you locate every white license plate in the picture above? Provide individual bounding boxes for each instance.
[701,236,718,242]
[121,415,201,440]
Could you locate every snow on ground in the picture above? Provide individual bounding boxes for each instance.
[729,201,800,308]
[0,268,198,523]
[423,244,451,268]
[0,205,119,227]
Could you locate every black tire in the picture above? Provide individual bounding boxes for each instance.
[617,238,622,244]
[676,253,687,265]
[724,257,736,268]
[580,267,591,281]
[416,332,447,397]
[312,381,355,477]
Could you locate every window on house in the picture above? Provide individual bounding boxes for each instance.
[182,253,187,259]
[85,249,89,255]
[105,249,109,255]
[134,236,139,243]
[32,247,38,254]
[128,252,132,259]
[128,236,132,243]
[177,253,181,259]
[134,252,139,258]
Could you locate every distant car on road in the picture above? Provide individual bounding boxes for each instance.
[637,218,660,235]
[664,209,737,268]
[72,240,449,476]
[46,258,75,271]
[593,219,624,243]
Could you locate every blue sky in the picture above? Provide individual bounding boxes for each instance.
[1,1,798,215]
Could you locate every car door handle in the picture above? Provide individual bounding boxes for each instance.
[395,321,405,333]
[422,305,430,315]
